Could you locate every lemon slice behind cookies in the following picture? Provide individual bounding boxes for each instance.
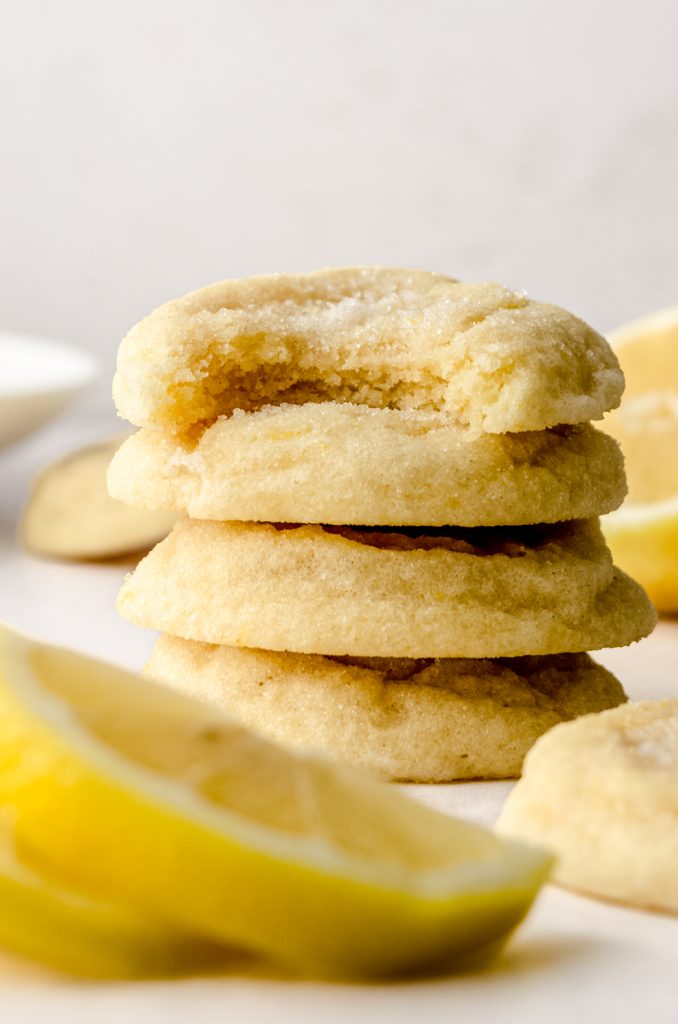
[0,625,551,978]
[603,306,678,610]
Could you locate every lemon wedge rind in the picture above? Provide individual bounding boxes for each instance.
[0,839,220,979]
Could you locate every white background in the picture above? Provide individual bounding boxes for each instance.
[1,0,677,408]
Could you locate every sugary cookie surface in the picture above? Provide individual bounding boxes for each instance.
[108,410,626,527]
[146,638,626,782]
[118,518,656,658]
[113,267,623,434]
[496,699,678,913]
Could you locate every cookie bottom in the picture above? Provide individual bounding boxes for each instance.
[145,637,626,783]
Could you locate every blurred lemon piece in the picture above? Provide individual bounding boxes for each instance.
[0,624,550,979]
[603,306,678,612]
[21,435,178,561]
[0,838,218,978]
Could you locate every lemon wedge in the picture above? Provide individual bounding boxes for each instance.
[21,435,178,561]
[0,839,220,978]
[0,624,550,978]
[603,306,678,611]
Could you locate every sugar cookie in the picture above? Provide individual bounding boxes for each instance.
[496,699,678,914]
[113,268,623,434]
[145,639,626,782]
[117,518,656,657]
[108,407,626,526]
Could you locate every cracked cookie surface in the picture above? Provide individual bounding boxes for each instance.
[113,267,623,434]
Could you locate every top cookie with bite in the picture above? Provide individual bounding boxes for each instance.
[113,267,623,435]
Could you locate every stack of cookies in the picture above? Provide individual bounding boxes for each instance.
[109,268,656,782]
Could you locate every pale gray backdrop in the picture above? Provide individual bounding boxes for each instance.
[1,0,677,409]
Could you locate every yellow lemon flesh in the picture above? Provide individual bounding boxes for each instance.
[0,842,220,978]
[0,625,551,979]
[603,306,678,612]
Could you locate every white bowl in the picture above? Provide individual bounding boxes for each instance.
[0,332,97,448]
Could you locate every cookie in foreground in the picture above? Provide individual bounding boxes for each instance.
[146,638,627,783]
[496,699,678,914]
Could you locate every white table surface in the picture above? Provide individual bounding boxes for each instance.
[0,412,677,1024]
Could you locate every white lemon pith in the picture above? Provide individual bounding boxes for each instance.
[603,307,678,611]
[0,625,551,978]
